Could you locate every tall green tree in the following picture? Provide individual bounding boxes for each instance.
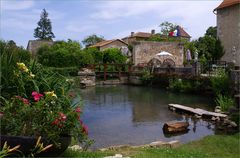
[82,34,105,47]
[34,9,55,40]
[195,26,224,61]
[205,26,217,39]
[159,21,177,35]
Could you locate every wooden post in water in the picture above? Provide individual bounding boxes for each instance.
[118,64,121,80]
[104,64,107,81]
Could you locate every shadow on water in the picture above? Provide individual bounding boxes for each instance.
[78,85,216,149]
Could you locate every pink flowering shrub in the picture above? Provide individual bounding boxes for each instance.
[0,62,89,147]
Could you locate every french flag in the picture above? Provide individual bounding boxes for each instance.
[169,27,180,37]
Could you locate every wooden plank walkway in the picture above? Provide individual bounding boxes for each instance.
[168,104,227,118]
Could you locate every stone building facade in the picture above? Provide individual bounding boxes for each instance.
[132,41,184,66]
[214,0,240,66]
[27,40,54,56]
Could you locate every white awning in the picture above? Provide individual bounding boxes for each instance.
[156,51,173,56]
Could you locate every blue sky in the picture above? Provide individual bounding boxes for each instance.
[1,0,221,48]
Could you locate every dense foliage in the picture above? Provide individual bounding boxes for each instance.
[37,40,94,68]
[159,21,177,35]
[215,94,234,111]
[210,68,230,95]
[0,40,89,149]
[148,34,188,43]
[82,34,105,47]
[34,9,55,40]
[84,47,104,64]
[184,26,225,62]
[102,48,127,64]
[37,41,127,69]
[0,40,31,98]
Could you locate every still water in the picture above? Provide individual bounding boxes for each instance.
[80,85,216,149]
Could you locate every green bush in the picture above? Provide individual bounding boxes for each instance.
[0,61,89,147]
[47,67,79,76]
[37,40,94,68]
[102,48,127,64]
[0,40,31,98]
[215,94,234,111]
[140,68,153,84]
[84,47,103,64]
[169,79,192,92]
[210,69,230,95]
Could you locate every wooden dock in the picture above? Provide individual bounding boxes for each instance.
[168,104,227,118]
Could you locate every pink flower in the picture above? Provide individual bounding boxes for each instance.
[15,96,30,105]
[22,98,30,105]
[32,91,43,102]
[59,112,67,121]
[75,107,81,113]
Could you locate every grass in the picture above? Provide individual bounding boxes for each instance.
[63,133,240,158]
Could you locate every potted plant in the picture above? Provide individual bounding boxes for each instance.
[0,61,89,157]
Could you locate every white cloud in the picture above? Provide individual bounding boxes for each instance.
[91,0,220,39]
[1,0,34,10]
[66,23,98,33]
[90,1,169,20]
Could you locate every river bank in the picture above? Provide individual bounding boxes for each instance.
[63,133,240,158]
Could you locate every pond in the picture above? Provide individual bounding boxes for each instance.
[79,85,216,149]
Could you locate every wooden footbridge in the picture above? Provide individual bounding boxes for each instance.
[168,104,227,118]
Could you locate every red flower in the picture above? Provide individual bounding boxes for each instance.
[75,107,81,113]
[32,91,43,102]
[52,119,59,125]
[82,125,88,135]
[59,112,67,121]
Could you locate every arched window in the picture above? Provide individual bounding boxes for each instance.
[148,58,161,67]
[162,58,175,67]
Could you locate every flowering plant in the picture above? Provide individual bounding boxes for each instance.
[0,62,88,147]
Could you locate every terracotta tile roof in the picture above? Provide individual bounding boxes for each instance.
[89,39,127,48]
[133,32,152,38]
[123,27,190,39]
[177,26,191,38]
[214,0,240,11]
[122,32,152,39]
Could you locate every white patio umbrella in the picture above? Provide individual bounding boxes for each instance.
[156,51,173,56]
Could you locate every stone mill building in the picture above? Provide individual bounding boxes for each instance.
[214,0,240,66]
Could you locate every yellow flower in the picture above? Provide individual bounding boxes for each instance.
[17,62,29,72]
[45,91,57,98]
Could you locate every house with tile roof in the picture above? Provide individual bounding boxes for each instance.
[214,0,240,66]
[89,39,130,56]
[122,26,191,45]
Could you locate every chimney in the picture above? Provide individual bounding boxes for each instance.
[131,32,134,37]
[151,29,155,35]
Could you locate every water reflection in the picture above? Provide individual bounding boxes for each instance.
[80,85,215,149]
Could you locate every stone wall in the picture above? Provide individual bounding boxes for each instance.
[77,68,96,87]
[217,4,240,66]
[27,40,54,56]
[132,41,184,66]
